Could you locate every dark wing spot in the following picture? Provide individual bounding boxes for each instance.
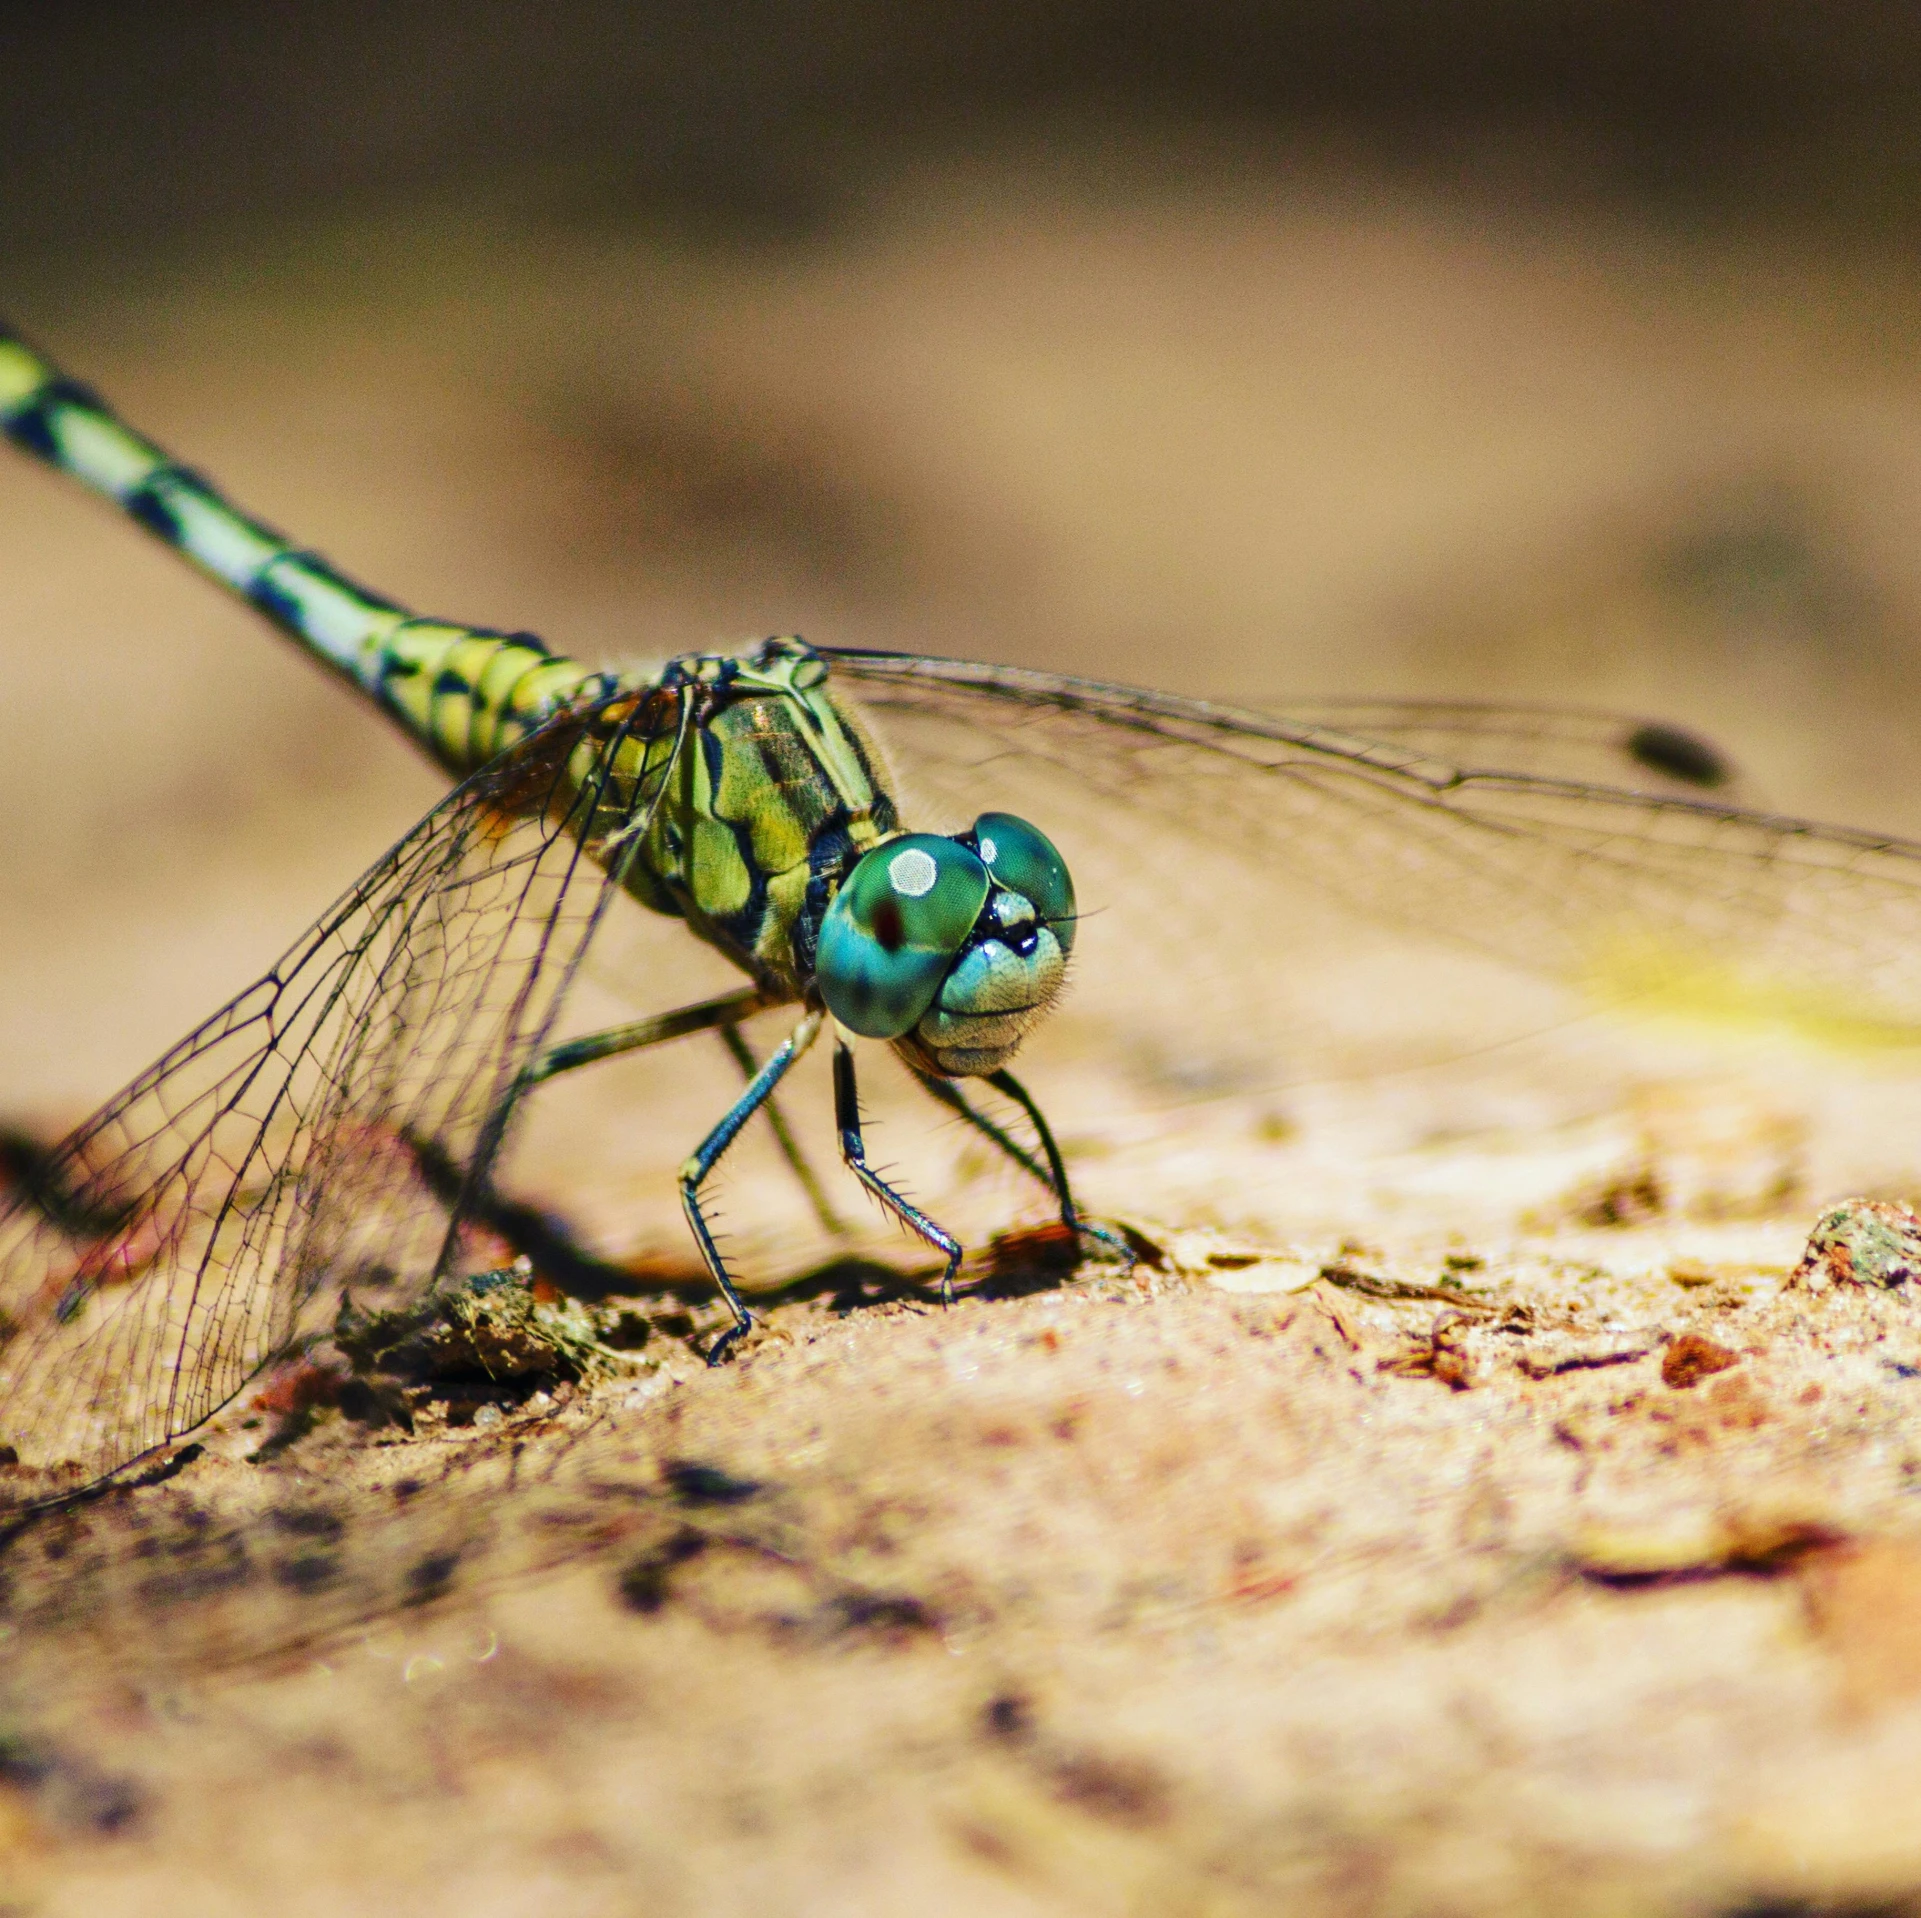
[1624,722,1732,790]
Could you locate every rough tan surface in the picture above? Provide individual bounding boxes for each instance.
[8,1214,1921,1916]
[10,138,1921,1914]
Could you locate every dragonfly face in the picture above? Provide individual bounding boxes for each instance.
[816,812,1077,1077]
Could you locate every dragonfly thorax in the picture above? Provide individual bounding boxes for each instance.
[605,638,902,999]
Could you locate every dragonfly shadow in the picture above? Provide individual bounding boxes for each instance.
[746,1222,1089,1324]
[478,1161,1091,1324]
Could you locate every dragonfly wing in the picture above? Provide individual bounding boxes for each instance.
[0,690,674,1499]
[1251,698,1751,803]
[829,651,1921,1076]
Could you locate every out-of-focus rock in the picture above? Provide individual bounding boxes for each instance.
[1790,1199,1921,1293]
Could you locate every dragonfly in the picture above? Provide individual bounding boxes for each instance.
[5,319,1921,1508]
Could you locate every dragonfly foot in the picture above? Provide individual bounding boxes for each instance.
[1076,1216,1142,1275]
[705,1314,756,1365]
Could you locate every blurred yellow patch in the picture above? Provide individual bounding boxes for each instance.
[1583,933,1921,1054]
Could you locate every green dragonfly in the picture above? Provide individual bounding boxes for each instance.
[5,319,1921,1504]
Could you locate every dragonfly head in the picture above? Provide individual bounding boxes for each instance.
[816,814,1075,1077]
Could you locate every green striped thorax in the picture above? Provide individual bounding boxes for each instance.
[818,812,1076,1078]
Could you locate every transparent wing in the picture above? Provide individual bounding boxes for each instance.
[0,690,676,1500]
[1252,697,1749,801]
[829,651,1921,1079]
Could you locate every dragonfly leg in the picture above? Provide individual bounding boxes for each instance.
[912,1067,1134,1269]
[836,1043,965,1305]
[684,1009,826,1364]
[519,983,770,1088]
[718,1023,847,1238]
[521,982,843,1237]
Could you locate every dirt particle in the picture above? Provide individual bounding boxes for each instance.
[1663,1333,1741,1389]
[1378,1313,1475,1389]
[1517,1340,1652,1379]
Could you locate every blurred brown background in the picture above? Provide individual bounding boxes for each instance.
[5,0,1921,1121]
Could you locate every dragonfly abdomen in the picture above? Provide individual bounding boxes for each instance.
[0,323,603,780]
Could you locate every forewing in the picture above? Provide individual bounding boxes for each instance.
[829,652,1921,1081]
[1253,698,1751,802]
[0,692,666,1499]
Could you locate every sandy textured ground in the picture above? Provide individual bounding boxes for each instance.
[9,136,1921,1914]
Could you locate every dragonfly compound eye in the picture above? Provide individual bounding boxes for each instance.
[817,835,992,1037]
[971,813,1076,956]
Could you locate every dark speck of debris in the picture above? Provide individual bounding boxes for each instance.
[268,1504,345,1541]
[1517,1341,1651,1379]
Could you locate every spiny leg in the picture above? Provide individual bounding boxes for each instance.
[836,1042,964,1304]
[911,1065,1133,1266]
[684,1009,827,1364]
[910,1069,1052,1204]
[718,1023,847,1238]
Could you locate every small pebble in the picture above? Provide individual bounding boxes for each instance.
[1662,1333,1739,1390]
[1791,1199,1921,1292]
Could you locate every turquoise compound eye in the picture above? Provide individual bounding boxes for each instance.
[973,813,1076,955]
[817,835,992,1037]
